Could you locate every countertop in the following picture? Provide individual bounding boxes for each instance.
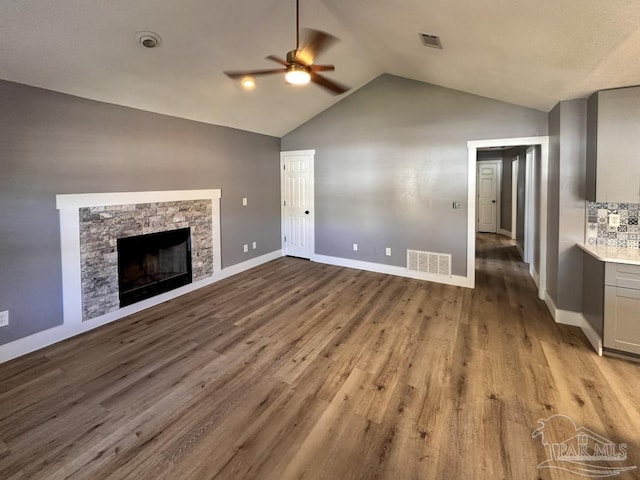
[578,243,640,265]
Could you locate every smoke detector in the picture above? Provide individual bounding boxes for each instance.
[136,31,162,48]
[419,33,442,49]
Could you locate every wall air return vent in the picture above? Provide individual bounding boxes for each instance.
[419,33,443,49]
[407,249,451,277]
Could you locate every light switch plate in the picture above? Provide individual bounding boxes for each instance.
[242,197,248,206]
[353,243,358,251]
[385,247,391,256]
[0,310,8,328]
[243,244,248,253]
[252,241,257,249]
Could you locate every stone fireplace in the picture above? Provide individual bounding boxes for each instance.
[56,190,221,326]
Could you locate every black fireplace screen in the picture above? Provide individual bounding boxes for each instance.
[117,227,193,307]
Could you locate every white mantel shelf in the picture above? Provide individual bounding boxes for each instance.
[55,189,221,209]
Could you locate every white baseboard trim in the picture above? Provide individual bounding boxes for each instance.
[543,292,602,356]
[580,318,603,356]
[544,291,582,326]
[530,266,540,289]
[0,250,283,365]
[498,228,512,238]
[544,291,558,319]
[311,254,473,288]
[217,250,283,280]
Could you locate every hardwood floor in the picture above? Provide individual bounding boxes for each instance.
[1,234,640,479]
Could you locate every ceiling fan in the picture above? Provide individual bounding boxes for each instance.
[224,0,349,95]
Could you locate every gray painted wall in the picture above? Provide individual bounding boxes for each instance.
[557,99,587,312]
[546,99,587,312]
[546,104,561,304]
[0,80,281,346]
[476,151,502,162]
[282,74,547,275]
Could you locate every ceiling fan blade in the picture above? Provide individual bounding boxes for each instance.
[295,29,337,66]
[310,72,349,95]
[310,64,335,72]
[265,55,289,67]
[224,68,287,79]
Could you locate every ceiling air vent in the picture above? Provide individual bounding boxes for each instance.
[407,249,451,277]
[419,33,442,49]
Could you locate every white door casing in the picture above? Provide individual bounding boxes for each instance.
[468,136,549,299]
[512,157,519,242]
[524,146,536,266]
[477,162,498,233]
[281,150,315,259]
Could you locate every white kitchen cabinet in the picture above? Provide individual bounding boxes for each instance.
[586,87,640,203]
[603,263,640,354]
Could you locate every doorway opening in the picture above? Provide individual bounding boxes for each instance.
[468,137,548,299]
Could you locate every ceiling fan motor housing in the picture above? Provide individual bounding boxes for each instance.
[286,50,299,65]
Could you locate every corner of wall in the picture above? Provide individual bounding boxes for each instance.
[543,290,601,355]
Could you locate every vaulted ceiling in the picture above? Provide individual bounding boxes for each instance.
[2,0,640,137]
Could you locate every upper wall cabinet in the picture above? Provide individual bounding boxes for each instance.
[586,87,640,203]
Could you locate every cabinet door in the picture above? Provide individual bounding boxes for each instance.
[597,87,640,203]
[604,285,640,354]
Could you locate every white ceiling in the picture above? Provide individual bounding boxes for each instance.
[2,0,640,137]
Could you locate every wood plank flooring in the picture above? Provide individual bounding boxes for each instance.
[1,233,640,479]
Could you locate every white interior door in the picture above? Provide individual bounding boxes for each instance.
[281,150,315,259]
[477,162,498,233]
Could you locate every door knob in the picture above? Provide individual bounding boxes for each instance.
[305,210,310,214]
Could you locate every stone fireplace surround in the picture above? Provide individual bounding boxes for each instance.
[80,199,213,320]
[57,189,222,329]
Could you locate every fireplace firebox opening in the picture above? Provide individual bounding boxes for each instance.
[117,227,193,307]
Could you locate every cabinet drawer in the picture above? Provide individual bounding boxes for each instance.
[604,286,640,354]
[605,263,640,289]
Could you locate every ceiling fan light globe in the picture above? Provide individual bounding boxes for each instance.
[285,68,311,85]
[240,76,256,90]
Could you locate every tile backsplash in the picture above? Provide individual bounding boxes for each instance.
[586,202,640,248]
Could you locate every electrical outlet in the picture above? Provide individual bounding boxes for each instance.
[385,247,391,256]
[252,241,257,250]
[243,244,248,253]
[353,243,358,252]
[242,197,248,206]
[0,310,8,328]
[609,214,621,228]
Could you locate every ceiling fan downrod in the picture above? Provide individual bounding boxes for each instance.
[295,0,300,51]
